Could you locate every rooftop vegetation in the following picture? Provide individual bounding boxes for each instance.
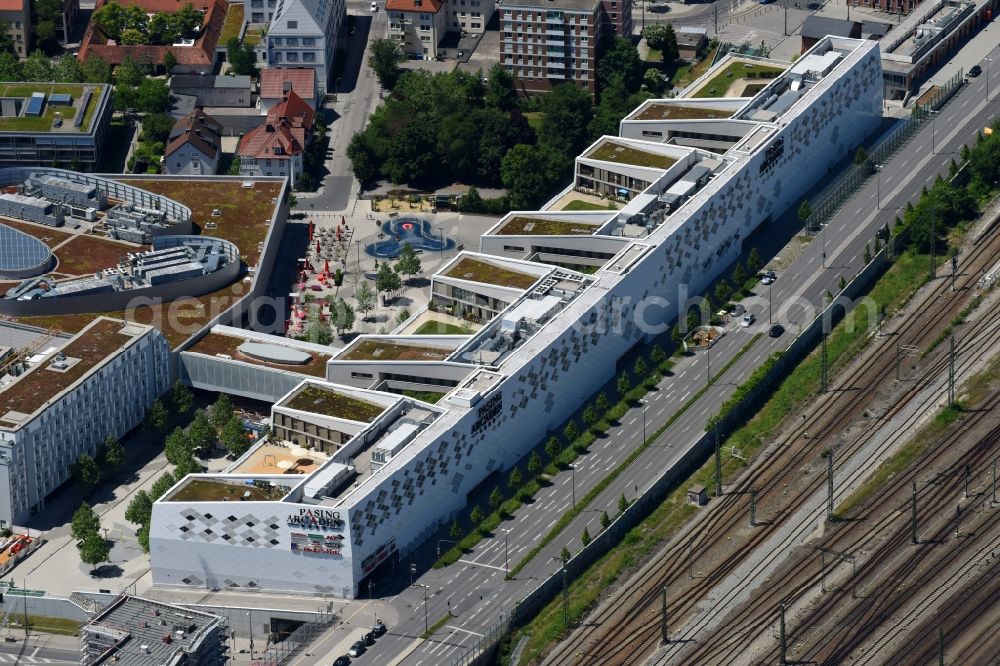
[586,141,677,169]
[693,60,784,99]
[0,84,99,133]
[498,216,599,236]
[92,0,204,46]
[445,257,540,289]
[188,333,331,377]
[341,339,451,362]
[166,478,290,502]
[633,103,734,121]
[285,385,386,422]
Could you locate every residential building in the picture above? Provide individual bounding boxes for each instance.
[445,0,494,35]
[81,595,228,665]
[800,15,861,52]
[78,0,231,74]
[170,74,254,107]
[164,109,223,175]
[0,83,113,168]
[238,90,315,182]
[266,0,346,95]
[260,67,317,114]
[387,0,447,60]
[501,0,600,96]
[0,318,170,527]
[248,0,279,23]
[0,0,30,58]
[150,37,885,597]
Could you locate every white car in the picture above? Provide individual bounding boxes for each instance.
[740,313,755,328]
[370,1,378,10]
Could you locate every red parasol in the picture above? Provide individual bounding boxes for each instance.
[315,240,321,253]
[324,259,330,273]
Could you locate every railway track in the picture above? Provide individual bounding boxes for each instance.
[541,226,1000,666]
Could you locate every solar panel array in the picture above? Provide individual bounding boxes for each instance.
[0,223,52,272]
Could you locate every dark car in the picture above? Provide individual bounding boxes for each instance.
[968,65,982,77]
[347,641,366,658]
[362,632,376,646]
[333,657,351,666]
[372,621,387,637]
[769,324,785,338]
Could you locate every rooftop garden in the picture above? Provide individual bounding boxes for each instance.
[243,27,265,48]
[92,0,204,46]
[219,2,243,44]
[693,60,784,99]
[341,339,451,362]
[284,385,386,422]
[188,333,331,377]
[54,235,136,276]
[0,84,99,133]
[560,199,618,212]
[497,216,599,236]
[0,319,132,419]
[633,103,735,121]
[412,320,472,335]
[444,257,540,290]
[166,478,290,502]
[586,141,678,169]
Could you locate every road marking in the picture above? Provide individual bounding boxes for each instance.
[445,625,485,637]
[855,207,863,215]
[457,559,507,573]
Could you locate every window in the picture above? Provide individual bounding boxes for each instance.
[287,52,299,61]
[420,22,430,30]
[420,12,430,19]
[252,12,264,20]
[271,37,282,45]
[303,52,316,61]
[472,22,480,28]
[287,37,299,45]
[287,20,297,28]
[303,37,316,45]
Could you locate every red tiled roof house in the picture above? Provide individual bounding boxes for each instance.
[238,89,315,184]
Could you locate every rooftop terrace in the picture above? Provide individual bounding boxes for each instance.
[585,141,678,169]
[283,385,387,422]
[631,103,736,121]
[165,476,292,502]
[496,216,602,236]
[0,319,137,426]
[444,257,541,290]
[339,339,452,362]
[689,60,785,98]
[230,441,328,475]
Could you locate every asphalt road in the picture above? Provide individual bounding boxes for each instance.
[0,642,80,664]
[317,50,1000,666]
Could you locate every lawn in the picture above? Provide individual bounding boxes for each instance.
[243,28,265,47]
[286,385,386,421]
[586,141,677,169]
[412,320,471,335]
[0,83,97,132]
[561,199,614,212]
[9,614,82,636]
[693,60,784,98]
[402,389,446,404]
[219,2,244,44]
[54,234,138,276]
[671,46,717,89]
[499,216,599,235]
[445,257,539,289]
[524,111,544,131]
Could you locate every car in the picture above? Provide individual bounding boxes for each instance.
[362,632,375,646]
[347,641,366,658]
[372,621,387,637]
[740,313,755,328]
[761,270,776,285]
[768,324,785,338]
[370,0,377,9]
[729,303,745,317]
[968,65,982,77]
[333,657,351,666]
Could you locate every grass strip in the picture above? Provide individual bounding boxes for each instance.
[9,614,81,636]
[420,613,453,640]
[507,334,761,580]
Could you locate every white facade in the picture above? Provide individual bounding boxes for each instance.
[150,38,884,597]
[445,0,493,33]
[387,4,448,60]
[0,319,170,527]
[164,143,219,176]
[266,0,345,95]
[238,153,304,181]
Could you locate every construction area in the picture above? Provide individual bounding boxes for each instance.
[541,209,1000,665]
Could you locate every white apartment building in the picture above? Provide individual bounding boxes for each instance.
[387,0,494,59]
[0,318,170,527]
[266,0,345,95]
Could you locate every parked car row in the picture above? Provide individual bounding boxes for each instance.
[340,620,388,662]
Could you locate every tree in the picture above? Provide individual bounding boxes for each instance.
[396,309,411,325]
[221,416,250,457]
[21,50,54,82]
[173,455,202,477]
[747,247,763,275]
[0,52,22,81]
[53,55,84,82]
[582,405,598,430]
[145,399,168,431]
[797,199,812,225]
[596,392,611,414]
[617,372,631,396]
[75,453,102,489]
[508,467,523,496]
[121,27,146,44]
[395,242,422,281]
[82,56,111,84]
[488,486,504,514]
[651,345,666,367]
[731,263,747,291]
[854,146,868,165]
[226,38,258,77]
[354,282,376,321]
[437,112,480,178]
[142,112,175,144]
[188,409,215,452]
[449,519,462,540]
[135,78,170,113]
[527,451,542,478]
[101,436,126,472]
[560,546,571,562]
[600,510,611,530]
[634,356,648,377]
[714,278,732,304]
[71,503,101,542]
[125,490,152,526]
[114,56,145,88]
[539,83,593,158]
[164,427,194,466]
[642,24,678,63]
[78,531,110,571]
[228,155,242,176]
[375,262,402,297]
[368,38,405,89]
[618,492,630,515]
[149,471,177,501]
[211,394,235,432]
[329,297,356,336]
[484,63,517,111]
[302,308,333,344]
[501,143,569,209]
[0,20,13,55]
[170,380,194,414]
[163,50,178,73]
[643,67,664,94]
[470,504,485,526]
[597,37,643,93]
[563,420,578,443]
[545,436,561,461]
[581,527,591,547]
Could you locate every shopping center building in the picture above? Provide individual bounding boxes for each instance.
[151,37,884,596]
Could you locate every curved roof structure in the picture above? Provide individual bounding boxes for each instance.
[238,341,312,365]
[0,223,53,279]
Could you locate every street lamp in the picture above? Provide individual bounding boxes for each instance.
[930,110,939,154]
[412,583,429,635]
[641,398,646,442]
[437,226,445,258]
[247,610,254,658]
[874,163,884,209]
[768,280,773,324]
[569,464,576,509]
[502,528,510,577]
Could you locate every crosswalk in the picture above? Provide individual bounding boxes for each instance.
[0,654,71,664]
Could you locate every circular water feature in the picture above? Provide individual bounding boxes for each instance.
[365,218,455,259]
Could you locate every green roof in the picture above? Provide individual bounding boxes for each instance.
[497,216,599,236]
[341,340,451,362]
[285,385,386,422]
[444,257,540,289]
[586,141,677,169]
[0,83,102,133]
[166,478,291,502]
[633,103,734,121]
[692,61,784,99]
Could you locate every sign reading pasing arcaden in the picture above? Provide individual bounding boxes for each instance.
[287,508,345,531]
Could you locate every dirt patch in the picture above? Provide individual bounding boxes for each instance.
[54,235,136,276]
